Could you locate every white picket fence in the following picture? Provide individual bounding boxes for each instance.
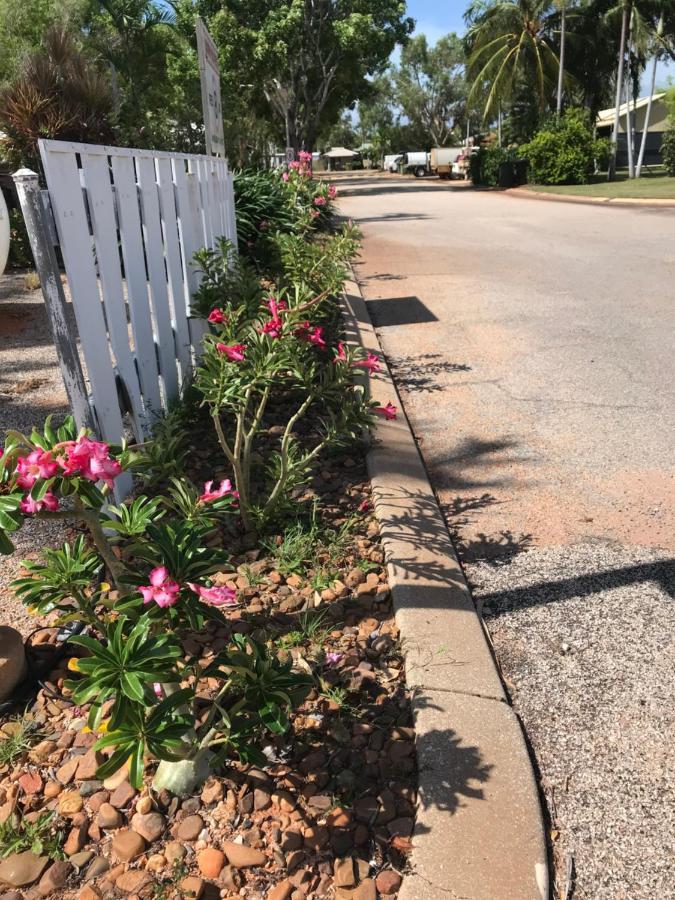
[15,141,237,472]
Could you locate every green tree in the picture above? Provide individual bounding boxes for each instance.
[0,0,87,85]
[186,0,413,153]
[394,33,466,146]
[464,0,561,121]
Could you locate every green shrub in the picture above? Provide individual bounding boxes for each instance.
[469,146,518,186]
[661,125,675,177]
[522,109,609,185]
[7,208,34,269]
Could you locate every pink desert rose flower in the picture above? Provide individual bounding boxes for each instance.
[298,150,312,162]
[58,437,122,488]
[375,402,397,420]
[352,353,381,374]
[313,196,326,207]
[333,342,347,363]
[325,652,343,666]
[199,479,239,504]
[15,450,59,489]
[295,321,326,349]
[282,172,290,182]
[19,491,59,514]
[328,185,337,199]
[187,582,237,606]
[153,683,164,698]
[139,566,180,609]
[208,308,227,324]
[358,499,371,513]
[216,343,246,362]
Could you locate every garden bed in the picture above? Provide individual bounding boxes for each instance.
[0,160,415,899]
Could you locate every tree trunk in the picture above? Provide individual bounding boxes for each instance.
[609,4,629,180]
[625,31,635,178]
[556,3,567,118]
[636,15,662,178]
[152,749,214,797]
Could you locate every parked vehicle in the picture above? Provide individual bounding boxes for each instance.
[383,153,402,173]
[430,147,463,179]
[402,152,430,177]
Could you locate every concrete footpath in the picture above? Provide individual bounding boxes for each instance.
[341,280,549,900]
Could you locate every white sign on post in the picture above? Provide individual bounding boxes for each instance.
[196,18,225,157]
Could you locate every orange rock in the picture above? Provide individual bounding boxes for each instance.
[197,848,225,879]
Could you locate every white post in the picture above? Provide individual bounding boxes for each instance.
[13,169,95,432]
[636,15,662,178]
[556,2,566,118]
[609,5,628,180]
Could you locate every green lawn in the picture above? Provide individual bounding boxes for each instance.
[525,171,675,200]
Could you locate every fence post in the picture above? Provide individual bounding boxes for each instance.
[13,168,95,433]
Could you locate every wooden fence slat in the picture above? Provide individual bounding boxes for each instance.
[156,157,191,380]
[80,152,147,439]
[38,148,126,447]
[110,155,163,418]
[196,157,215,248]
[136,155,180,402]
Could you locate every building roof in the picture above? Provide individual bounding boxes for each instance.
[597,92,666,126]
[323,147,358,158]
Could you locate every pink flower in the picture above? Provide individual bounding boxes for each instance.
[139,566,180,609]
[289,161,301,171]
[295,322,326,349]
[208,308,227,325]
[358,499,371,513]
[19,491,59,514]
[309,209,319,219]
[261,319,282,338]
[216,343,246,362]
[333,342,347,363]
[15,450,59,489]
[298,151,312,162]
[375,402,397,420]
[282,172,290,182]
[313,196,326,207]
[328,185,337,199]
[153,683,164,698]
[325,652,343,666]
[59,437,122,488]
[199,479,238,504]
[187,582,237,607]
[260,296,286,339]
[353,353,381,374]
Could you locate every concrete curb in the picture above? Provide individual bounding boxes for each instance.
[507,185,675,208]
[340,278,549,900]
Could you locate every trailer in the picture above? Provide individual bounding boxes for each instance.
[430,147,463,178]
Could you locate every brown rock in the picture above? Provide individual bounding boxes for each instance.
[180,876,204,899]
[58,790,84,817]
[78,887,102,900]
[354,797,378,824]
[96,802,122,830]
[303,826,329,851]
[75,750,101,781]
[87,791,109,813]
[0,851,49,888]
[0,627,27,703]
[111,829,146,862]
[280,830,303,853]
[387,817,413,838]
[375,870,402,895]
[109,781,136,809]
[43,781,61,800]
[102,766,129,791]
[37,860,71,896]
[345,568,366,589]
[115,869,151,893]
[333,858,356,888]
[64,820,89,856]
[200,780,223,805]
[197,848,225,879]
[164,842,186,864]
[221,841,265,869]
[253,788,271,810]
[352,879,377,900]
[268,881,294,900]
[55,758,79,786]
[131,811,165,843]
[176,814,203,841]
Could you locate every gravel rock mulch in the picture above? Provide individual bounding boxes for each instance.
[0,272,72,637]
[471,542,675,900]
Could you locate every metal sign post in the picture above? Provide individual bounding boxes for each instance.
[196,18,225,157]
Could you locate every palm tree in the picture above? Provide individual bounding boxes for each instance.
[465,0,561,121]
[555,0,567,115]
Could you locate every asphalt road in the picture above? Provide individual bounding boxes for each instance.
[337,173,675,899]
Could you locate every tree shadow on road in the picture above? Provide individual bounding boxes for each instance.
[388,353,471,393]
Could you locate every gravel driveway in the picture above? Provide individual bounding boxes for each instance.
[0,271,71,635]
[336,173,675,898]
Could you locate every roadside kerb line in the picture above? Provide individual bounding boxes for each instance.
[340,277,549,900]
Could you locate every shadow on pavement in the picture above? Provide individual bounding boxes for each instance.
[387,353,471,392]
[367,296,439,327]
